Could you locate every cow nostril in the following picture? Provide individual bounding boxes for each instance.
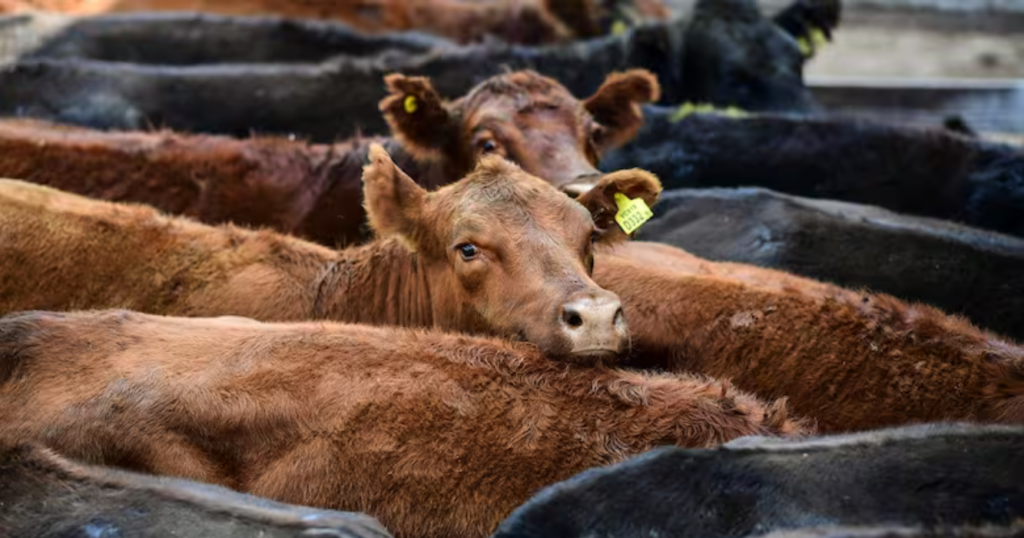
[562,309,584,329]
[614,306,625,326]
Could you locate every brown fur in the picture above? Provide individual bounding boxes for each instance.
[0,152,661,363]
[0,70,659,247]
[0,443,392,538]
[3,174,1021,432]
[0,0,669,45]
[0,309,811,538]
[595,241,1024,432]
[381,69,660,191]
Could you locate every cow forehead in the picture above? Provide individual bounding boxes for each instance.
[461,77,587,125]
[437,169,593,234]
[471,95,586,122]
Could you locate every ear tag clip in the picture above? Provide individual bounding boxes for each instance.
[614,193,653,234]
[404,95,418,114]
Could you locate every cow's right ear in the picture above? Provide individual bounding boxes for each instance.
[576,168,662,244]
[584,69,661,152]
[380,74,461,158]
[362,144,428,248]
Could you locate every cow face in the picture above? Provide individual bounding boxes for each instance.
[362,144,661,364]
[380,69,659,195]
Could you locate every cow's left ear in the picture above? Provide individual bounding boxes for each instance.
[362,144,428,248]
[584,69,661,151]
[380,74,462,158]
[576,168,662,244]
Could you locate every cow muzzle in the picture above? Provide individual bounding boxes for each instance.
[558,291,628,364]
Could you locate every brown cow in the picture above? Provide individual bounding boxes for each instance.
[0,443,392,538]
[595,241,1024,432]
[0,0,669,45]
[5,175,1022,432]
[0,68,659,247]
[0,309,811,538]
[0,146,663,364]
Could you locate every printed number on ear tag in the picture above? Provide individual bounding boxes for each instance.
[404,95,418,114]
[614,193,653,234]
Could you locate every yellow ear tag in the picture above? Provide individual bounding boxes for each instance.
[810,27,828,48]
[613,192,653,234]
[798,28,829,58]
[797,36,812,57]
[611,19,627,36]
[404,95,418,114]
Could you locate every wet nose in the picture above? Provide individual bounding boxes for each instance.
[559,292,628,362]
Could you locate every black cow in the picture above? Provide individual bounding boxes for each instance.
[492,423,1024,538]
[0,0,839,140]
[640,187,1024,341]
[0,443,392,538]
[603,109,1024,238]
[754,524,1024,538]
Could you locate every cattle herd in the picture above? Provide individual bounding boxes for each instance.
[0,0,1022,537]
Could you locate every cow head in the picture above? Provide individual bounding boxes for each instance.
[380,69,660,196]
[362,144,661,364]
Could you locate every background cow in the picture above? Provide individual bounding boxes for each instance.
[0,0,840,137]
[639,187,1024,342]
[602,110,1024,238]
[0,443,392,538]
[0,69,659,246]
[492,423,1024,538]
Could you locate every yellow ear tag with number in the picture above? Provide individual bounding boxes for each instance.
[614,193,653,234]
[404,95,418,114]
[611,19,627,36]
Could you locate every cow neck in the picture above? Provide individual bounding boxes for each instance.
[315,238,435,328]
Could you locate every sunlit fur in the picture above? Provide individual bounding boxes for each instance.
[0,149,660,363]
[0,309,811,538]
[596,241,1024,432]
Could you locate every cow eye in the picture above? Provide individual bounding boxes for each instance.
[479,139,498,153]
[457,243,479,261]
[590,231,600,244]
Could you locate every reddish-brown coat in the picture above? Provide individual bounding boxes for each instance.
[0,310,809,538]
[596,242,1024,432]
[0,148,661,363]
[0,0,670,45]
[0,69,659,247]
[5,164,1020,432]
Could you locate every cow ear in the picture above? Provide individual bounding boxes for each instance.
[380,74,460,158]
[576,168,662,244]
[362,144,428,248]
[583,69,661,151]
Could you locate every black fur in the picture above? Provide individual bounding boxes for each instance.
[492,424,1024,538]
[21,12,450,65]
[0,444,392,538]
[639,187,1024,341]
[603,108,1024,238]
[774,0,842,41]
[0,0,826,140]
